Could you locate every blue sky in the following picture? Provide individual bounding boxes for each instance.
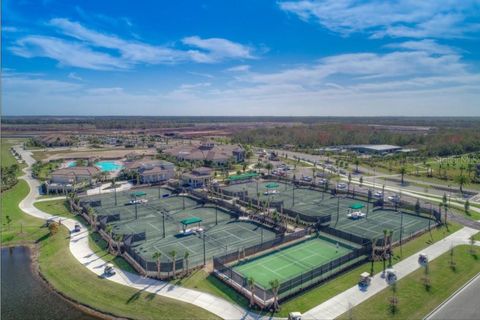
[3,0,480,116]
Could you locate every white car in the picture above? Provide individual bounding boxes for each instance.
[374,191,383,199]
[318,178,327,184]
[302,176,312,182]
[337,183,347,189]
[387,195,400,203]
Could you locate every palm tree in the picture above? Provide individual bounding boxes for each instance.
[455,174,469,194]
[442,193,448,227]
[105,225,114,252]
[399,166,407,185]
[184,251,190,275]
[269,279,280,311]
[87,207,97,229]
[114,234,123,255]
[354,158,360,173]
[247,277,256,307]
[265,162,273,175]
[382,229,388,274]
[152,252,162,279]
[169,250,177,279]
[388,230,394,267]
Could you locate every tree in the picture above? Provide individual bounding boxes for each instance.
[184,251,190,275]
[455,174,469,194]
[442,194,448,227]
[169,250,177,279]
[152,252,162,279]
[421,263,431,291]
[415,199,421,214]
[105,225,114,252]
[354,158,360,173]
[469,236,476,255]
[389,283,398,314]
[382,229,388,274]
[449,245,456,271]
[269,279,280,311]
[48,221,59,235]
[399,166,407,185]
[247,277,256,307]
[265,162,273,175]
[114,234,123,255]
[465,199,470,215]
[359,176,363,187]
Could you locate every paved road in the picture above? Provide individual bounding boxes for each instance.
[426,273,480,320]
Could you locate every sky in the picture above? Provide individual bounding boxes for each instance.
[2,0,480,116]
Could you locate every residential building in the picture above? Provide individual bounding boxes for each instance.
[45,166,100,193]
[125,159,175,184]
[163,142,245,167]
[181,167,213,188]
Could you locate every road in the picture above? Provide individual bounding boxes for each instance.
[426,273,480,320]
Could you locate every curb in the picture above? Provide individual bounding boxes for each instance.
[423,271,480,320]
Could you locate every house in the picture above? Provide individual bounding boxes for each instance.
[181,167,213,188]
[34,134,73,147]
[125,159,175,184]
[45,166,100,193]
[163,142,245,167]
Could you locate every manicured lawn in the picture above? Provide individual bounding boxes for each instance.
[1,180,49,245]
[338,245,480,320]
[473,232,480,241]
[1,139,23,168]
[34,199,135,273]
[174,269,251,309]
[275,223,461,317]
[38,226,220,320]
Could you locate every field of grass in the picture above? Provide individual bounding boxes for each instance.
[338,245,480,320]
[1,180,49,245]
[275,222,461,317]
[38,226,220,320]
[34,199,135,273]
[1,139,19,167]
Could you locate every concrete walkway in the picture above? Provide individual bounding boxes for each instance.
[14,145,480,320]
[15,146,268,320]
[303,227,480,320]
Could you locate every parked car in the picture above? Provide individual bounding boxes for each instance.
[288,312,302,320]
[302,176,312,182]
[387,194,400,203]
[373,191,383,199]
[318,178,327,184]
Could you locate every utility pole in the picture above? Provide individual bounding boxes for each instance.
[162,213,166,238]
[134,195,138,219]
[203,233,206,266]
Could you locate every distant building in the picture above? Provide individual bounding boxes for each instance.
[34,135,73,147]
[125,159,175,184]
[181,167,213,188]
[164,142,245,167]
[45,166,100,193]
[344,144,403,155]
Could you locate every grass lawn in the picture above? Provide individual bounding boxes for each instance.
[473,232,480,241]
[1,180,49,245]
[34,199,135,273]
[338,245,480,320]
[275,222,461,317]
[38,226,220,320]
[1,139,24,168]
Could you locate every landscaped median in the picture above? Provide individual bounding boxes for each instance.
[337,245,480,320]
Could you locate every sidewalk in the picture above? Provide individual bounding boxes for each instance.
[303,227,479,320]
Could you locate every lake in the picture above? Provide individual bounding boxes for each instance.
[1,246,99,320]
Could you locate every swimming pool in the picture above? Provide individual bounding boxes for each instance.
[95,161,123,172]
[66,161,77,167]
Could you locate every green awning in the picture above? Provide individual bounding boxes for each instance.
[180,217,202,225]
[350,203,365,210]
[227,172,258,181]
[130,191,147,197]
[265,182,279,189]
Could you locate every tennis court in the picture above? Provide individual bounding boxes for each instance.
[233,236,354,288]
[82,187,277,266]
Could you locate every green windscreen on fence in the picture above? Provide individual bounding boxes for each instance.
[350,203,365,210]
[227,172,258,181]
[180,217,203,225]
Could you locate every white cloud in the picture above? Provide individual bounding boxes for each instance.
[10,18,257,70]
[67,72,82,81]
[278,0,480,39]
[226,65,251,72]
[385,39,458,55]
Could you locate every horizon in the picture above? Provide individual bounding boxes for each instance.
[3,0,480,116]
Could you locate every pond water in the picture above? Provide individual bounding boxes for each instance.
[1,246,99,320]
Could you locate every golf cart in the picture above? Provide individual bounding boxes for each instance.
[418,253,429,266]
[385,268,397,284]
[288,312,302,320]
[358,272,371,288]
[73,223,81,232]
[104,263,116,276]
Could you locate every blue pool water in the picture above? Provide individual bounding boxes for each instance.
[95,161,123,172]
[66,161,77,167]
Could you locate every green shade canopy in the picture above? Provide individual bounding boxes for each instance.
[131,191,147,197]
[227,172,258,181]
[265,182,279,189]
[350,203,365,210]
[180,217,202,225]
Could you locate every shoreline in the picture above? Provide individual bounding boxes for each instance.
[1,243,127,320]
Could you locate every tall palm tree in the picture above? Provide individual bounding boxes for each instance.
[354,158,360,173]
[169,250,177,279]
[455,174,469,194]
[247,277,256,307]
[399,166,407,185]
[382,229,388,273]
[87,207,97,229]
[152,251,162,279]
[388,230,394,267]
[105,225,113,253]
[114,234,123,255]
[184,251,190,275]
[269,279,280,311]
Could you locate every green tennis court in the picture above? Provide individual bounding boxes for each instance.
[233,236,353,288]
